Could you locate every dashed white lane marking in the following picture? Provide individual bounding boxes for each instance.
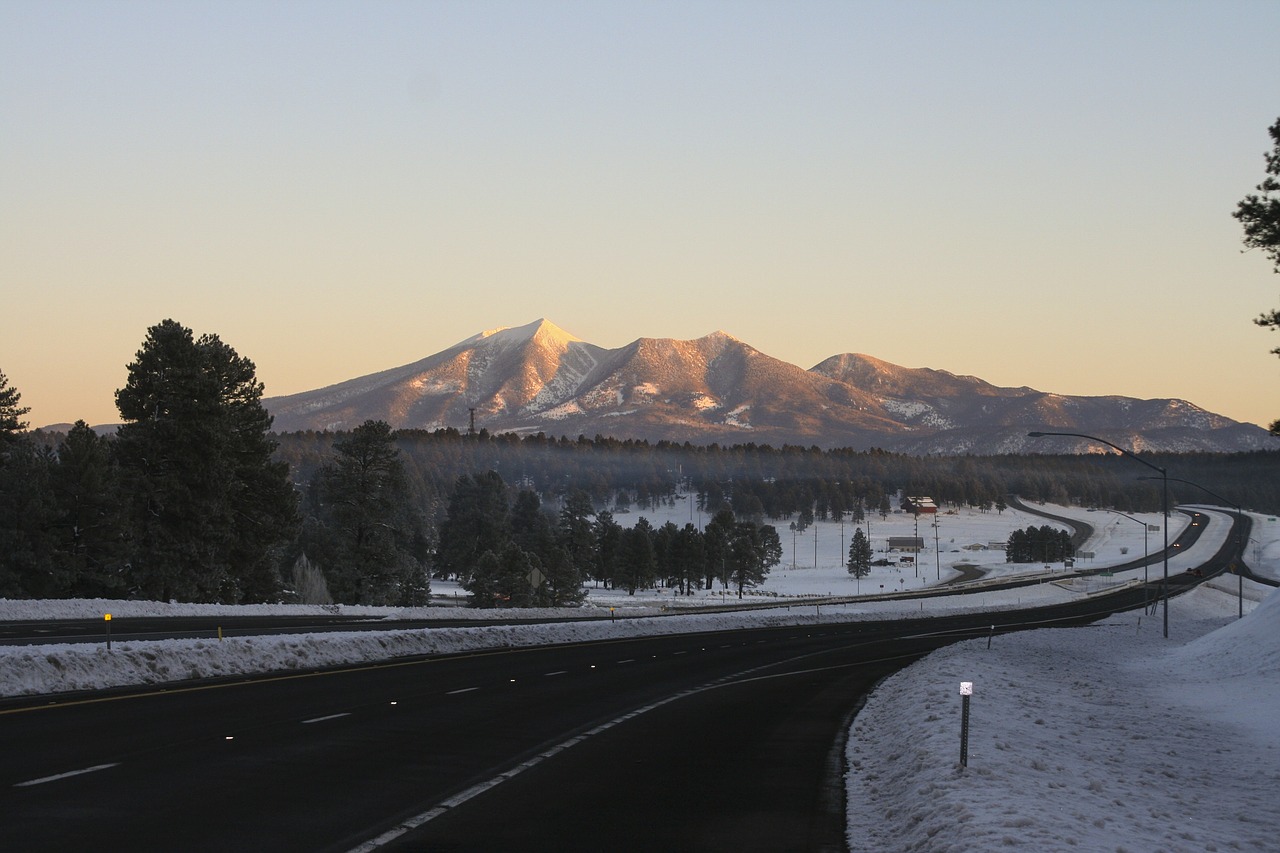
[446,687,478,695]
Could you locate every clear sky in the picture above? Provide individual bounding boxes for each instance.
[3,0,1279,429]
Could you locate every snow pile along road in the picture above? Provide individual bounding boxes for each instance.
[0,600,996,698]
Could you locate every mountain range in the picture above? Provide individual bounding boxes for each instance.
[262,319,1273,454]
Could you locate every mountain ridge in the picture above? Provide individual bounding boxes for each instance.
[261,320,1273,453]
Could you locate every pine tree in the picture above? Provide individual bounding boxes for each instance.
[619,517,656,594]
[0,369,30,452]
[0,440,59,596]
[539,544,586,607]
[464,550,504,607]
[726,521,780,598]
[557,489,597,581]
[0,370,49,595]
[1234,117,1280,433]
[317,419,424,604]
[1006,528,1029,563]
[703,508,736,589]
[510,489,555,562]
[464,543,536,608]
[51,421,126,597]
[670,522,706,595]
[847,528,872,578]
[593,510,622,589]
[435,470,511,584]
[113,320,298,603]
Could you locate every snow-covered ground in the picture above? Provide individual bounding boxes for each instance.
[846,585,1280,852]
[1,501,1277,851]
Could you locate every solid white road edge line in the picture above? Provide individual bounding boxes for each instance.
[344,648,848,853]
[15,763,119,787]
[302,712,352,724]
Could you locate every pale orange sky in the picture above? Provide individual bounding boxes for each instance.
[3,1,1279,429]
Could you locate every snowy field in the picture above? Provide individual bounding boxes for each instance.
[1,501,1277,851]
[846,585,1280,853]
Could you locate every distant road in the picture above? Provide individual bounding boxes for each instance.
[1007,495,1095,550]
[0,611,617,647]
[0,499,1225,647]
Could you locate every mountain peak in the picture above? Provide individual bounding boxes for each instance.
[457,319,582,350]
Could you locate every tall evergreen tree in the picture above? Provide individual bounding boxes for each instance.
[703,508,737,589]
[1234,116,1280,434]
[464,543,541,608]
[510,489,555,562]
[0,369,30,453]
[51,422,125,597]
[847,527,872,579]
[435,470,511,583]
[536,544,586,607]
[726,521,780,598]
[113,320,298,602]
[670,522,706,595]
[593,509,622,589]
[619,517,656,594]
[557,489,597,580]
[314,420,424,604]
[0,370,46,595]
[0,440,59,596]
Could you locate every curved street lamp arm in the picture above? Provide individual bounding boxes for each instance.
[1027,431,1166,476]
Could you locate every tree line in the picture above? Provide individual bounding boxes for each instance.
[274,429,1280,527]
[3,320,1278,607]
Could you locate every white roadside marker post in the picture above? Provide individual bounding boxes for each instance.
[959,681,973,767]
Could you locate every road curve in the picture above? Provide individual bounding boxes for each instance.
[1,583,1177,852]
[0,510,1252,852]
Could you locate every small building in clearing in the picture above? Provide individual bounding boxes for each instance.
[902,496,938,514]
[887,536,925,553]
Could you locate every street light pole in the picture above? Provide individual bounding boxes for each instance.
[934,515,941,580]
[1106,509,1151,610]
[1028,431,1170,638]
[1137,475,1246,620]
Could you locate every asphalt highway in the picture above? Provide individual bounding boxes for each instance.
[0,587,1180,853]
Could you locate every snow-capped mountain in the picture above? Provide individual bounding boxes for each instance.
[263,320,1273,453]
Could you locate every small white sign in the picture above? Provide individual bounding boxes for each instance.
[959,682,973,696]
